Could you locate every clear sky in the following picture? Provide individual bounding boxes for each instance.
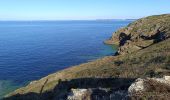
[0,0,170,20]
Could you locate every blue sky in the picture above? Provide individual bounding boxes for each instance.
[0,0,170,20]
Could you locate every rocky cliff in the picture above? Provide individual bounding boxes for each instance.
[105,14,170,55]
[4,14,170,100]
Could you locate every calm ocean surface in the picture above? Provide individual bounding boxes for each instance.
[0,20,132,97]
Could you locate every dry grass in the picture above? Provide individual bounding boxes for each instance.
[6,38,170,99]
[5,14,170,100]
[130,79,170,100]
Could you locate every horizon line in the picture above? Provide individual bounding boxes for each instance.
[0,19,137,21]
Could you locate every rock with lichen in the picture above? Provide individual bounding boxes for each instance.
[128,76,170,99]
[67,89,92,100]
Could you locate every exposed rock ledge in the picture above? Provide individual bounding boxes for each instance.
[105,14,170,55]
[67,88,128,100]
[66,76,170,100]
[128,76,170,99]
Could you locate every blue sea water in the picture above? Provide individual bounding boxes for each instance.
[0,20,132,97]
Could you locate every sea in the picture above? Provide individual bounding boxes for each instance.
[0,20,132,97]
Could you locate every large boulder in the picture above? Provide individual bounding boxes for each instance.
[128,78,145,93]
[128,76,170,99]
[67,89,92,100]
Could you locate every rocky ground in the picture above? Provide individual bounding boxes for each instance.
[4,14,170,100]
[129,76,170,100]
[67,76,170,100]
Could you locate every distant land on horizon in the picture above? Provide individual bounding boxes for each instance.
[0,19,137,22]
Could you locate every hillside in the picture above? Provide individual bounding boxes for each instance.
[4,14,170,100]
[105,14,170,55]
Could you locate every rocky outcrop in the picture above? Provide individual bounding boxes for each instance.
[67,88,128,100]
[105,14,170,55]
[67,89,92,100]
[128,76,170,99]
[128,78,145,94]
[67,76,170,100]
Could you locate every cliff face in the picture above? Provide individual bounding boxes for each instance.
[4,14,170,100]
[105,14,170,55]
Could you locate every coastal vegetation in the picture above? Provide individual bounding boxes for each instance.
[4,14,170,100]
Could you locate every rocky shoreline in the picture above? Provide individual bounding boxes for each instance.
[105,14,170,55]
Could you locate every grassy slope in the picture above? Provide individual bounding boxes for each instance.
[7,38,170,97]
[105,14,170,52]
